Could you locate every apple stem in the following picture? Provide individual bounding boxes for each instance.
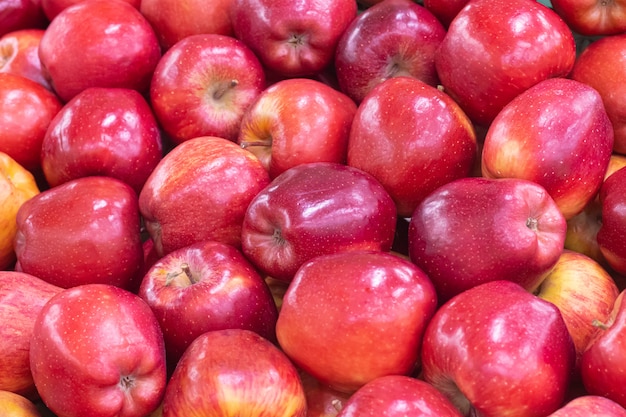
[213,79,239,100]
[592,318,609,331]
[526,217,539,231]
[239,137,273,148]
[331,399,343,412]
[165,263,198,286]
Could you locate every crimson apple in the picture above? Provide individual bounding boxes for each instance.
[435,0,576,126]
[336,375,463,417]
[139,136,271,257]
[137,240,278,371]
[150,33,266,145]
[230,0,357,77]
[548,395,626,417]
[38,0,161,102]
[422,0,469,27]
[14,176,144,290]
[162,329,307,417]
[241,162,397,282]
[0,0,47,37]
[41,0,140,21]
[421,280,576,417]
[0,72,62,175]
[408,176,567,303]
[276,250,437,393]
[481,77,614,220]
[40,87,163,194]
[334,0,446,104]
[237,78,357,178]
[597,166,626,276]
[30,283,167,417]
[0,390,43,417]
[0,29,50,90]
[347,76,477,218]
[550,0,626,36]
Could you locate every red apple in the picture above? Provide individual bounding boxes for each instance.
[162,328,307,417]
[597,166,626,276]
[41,0,140,21]
[570,34,626,155]
[0,29,50,90]
[336,375,463,417]
[0,271,62,398]
[334,0,446,104]
[241,162,397,282]
[30,283,167,417]
[137,240,278,371]
[481,77,614,220]
[237,78,357,178]
[548,395,626,416]
[276,250,437,393]
[38,0,161,102]
[421,280,576,417]
[435,0,576,127]
[300,371,351,417]
[422,0,469,27]
[0,0,47,37]
[0,72,62,175]
[229,0,358,77]
[140,0,234,51]
[139,136,271,257]
[347,76,477,218]
[14,176,144,290]
[550,0,626,36]
[150,33,266,145]
[40,87,163,194]
[0,390,43,417]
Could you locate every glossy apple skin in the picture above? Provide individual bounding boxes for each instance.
[0,73,62,175]
[482,77,614,220]
[0,271,62,398]
[535,250,620,373]
[548,395,626,417]
[30,284,167,417]
[38,0,161,102]
[422,0,469,27]
[408,177,566,303]
[0,29,50,90]
[14,176,144,290]
[334,0,446,104]
[435,0,576,127]
[347,76,476,218]
[241,162,397,282]
[421,280,576,417]
[0,390,43,417]
[41,0,140,21]
[140,0,234,51]
[0,0,47,37]
[597,166,626,275]
[162,329,307,417]
[230,0,357,77]
[41,87,163,194]
[550,0,626,36]
[0,152,39,270]
[238,78,357,179]
[139,136,271,257]
[150,34,266,145]
[276,250,437,393]
[571,34,626,155]
[137,240,278,371]
[336,375,463,417]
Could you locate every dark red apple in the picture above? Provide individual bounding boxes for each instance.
[422,0,469,27]
[597,166,626,276]
[550,0,626,36]
[0,29,50,90]
[0,0,47,37]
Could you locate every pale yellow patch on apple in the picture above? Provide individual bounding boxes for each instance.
[0,390,43,417]
[238,94,283,170]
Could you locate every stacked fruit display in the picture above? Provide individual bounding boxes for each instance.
[2,0,626,415]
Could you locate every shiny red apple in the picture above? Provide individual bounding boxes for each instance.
[0,29,50,90]
[548,395,626,417]
[597,166,626,276]
[422,0,469,27]
[41,0,140,21]
[0,0,47,37]
[550,0,626,36]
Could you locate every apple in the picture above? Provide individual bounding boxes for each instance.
[140,0,234,51]
[409,176,567,303]
[535,250,620,373]
[422,0,469,27]
[276,250,437,393]
[570,34,626,155]
[300,370,351,417]
[241,162,397,282]
[421,280,576,417]
[0,390,43,417]
[550,0,626,36]
[548,395,626,416]
[150,33,266,145]
[237,78,357,178]
[139,136,271,257]
[435,0,576,127]
[41,0,140,21]
[162,328,307,417]
[481,77,614,220]
[336,375,463,417]
[40,87,163,194]
[0,0,47,37]
[30,283,167,417]
[346,76,477,218]
[137,239,278,372]
[38,0,161,102]
[0,73,62,175]
[0,29,50,90]
[229,0,358,77]
[597,166,626,276]
[14,176,144,290]
[334,0,446,104]
[0,271,62,398]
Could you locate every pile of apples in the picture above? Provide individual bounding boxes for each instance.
[3,0,626,415]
